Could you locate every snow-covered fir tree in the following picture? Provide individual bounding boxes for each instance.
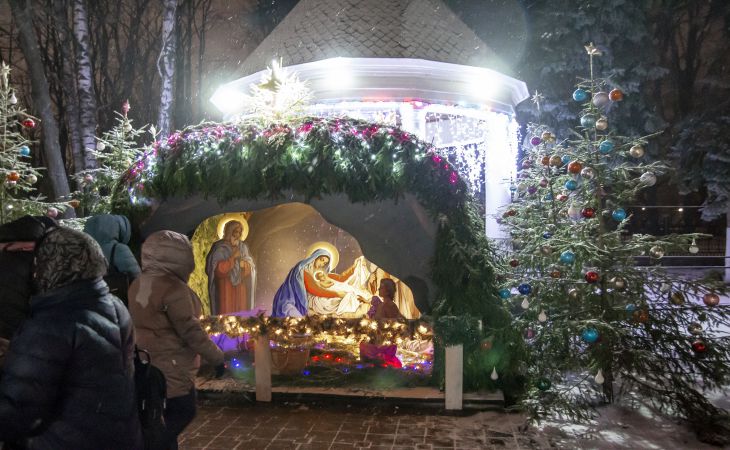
[500,46,730,444]
[0,62,66,223]
[73,100,150,215]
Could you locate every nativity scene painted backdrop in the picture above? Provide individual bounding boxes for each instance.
[189,203,421,320]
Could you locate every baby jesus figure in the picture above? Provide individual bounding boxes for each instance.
[313,270,372,316]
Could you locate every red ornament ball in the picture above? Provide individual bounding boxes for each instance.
[541,156,550,166]
[691,340,707,353]
[609,89,624,102]
[21,118,36,128]
[585,271,600,283]
[509,259,519,268]
[557,194,569,202]
[6,171,20,182]
[581,207,596,218]
[703,293,720,307]
[567,161,583,174]
[632,309,650,324]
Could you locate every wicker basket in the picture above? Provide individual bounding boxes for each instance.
[270,347,310,375]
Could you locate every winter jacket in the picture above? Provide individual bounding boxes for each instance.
[0,215,57,341]
[129,230,223,398]
[84,213,141,278]
[0,279,142,449]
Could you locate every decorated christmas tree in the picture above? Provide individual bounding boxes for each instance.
[0,63,67,223]
[73,100,150,215]
[499,45,730,443]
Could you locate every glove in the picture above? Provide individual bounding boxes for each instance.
[214,363,226,378]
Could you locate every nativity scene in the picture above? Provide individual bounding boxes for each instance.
[189,205,431,374]
[271,241,420,319]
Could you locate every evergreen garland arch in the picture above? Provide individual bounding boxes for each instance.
[113,116,519,390]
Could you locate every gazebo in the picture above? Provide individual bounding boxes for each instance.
[210,0,529,239]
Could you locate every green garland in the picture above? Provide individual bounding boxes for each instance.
[113,117,513,391]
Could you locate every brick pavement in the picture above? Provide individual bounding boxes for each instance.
[179,401,538,450]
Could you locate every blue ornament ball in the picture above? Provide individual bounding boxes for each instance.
[625,303,637,313]
[517,283,532,295]
[561,155,571,165]
[564,179,578,191]
[581,328,600,343]
[572,89,589,102]
[612,208,627,222]
[543,193,553,201]
[498,288,512,299]
[542,231,553,239]
[599,140,615,154]
[559,250,576,264]
[19,145,31,157]
[580,115,596,128]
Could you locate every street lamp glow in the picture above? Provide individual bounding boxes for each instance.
[210,85,248,115]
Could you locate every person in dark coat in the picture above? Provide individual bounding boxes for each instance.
[0,227,142,449]
[0,215,56,369]
[83,213,141,278]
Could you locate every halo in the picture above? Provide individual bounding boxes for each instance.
[216,213,249,241]
[305,241,339,270]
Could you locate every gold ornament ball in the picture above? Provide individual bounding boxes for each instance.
[703,293,720,307]
[629,144,645,158]
[541,131,556,143]
[540,245,554,255]
[549,155,563,167]
[568,288,581,300]
[595,117,609,131]
[688,322,703,335]
[27,174,38,184]
[649,245,665,259]
[670,291,686,305]
[68,199,81,208]
[610,276,627,291]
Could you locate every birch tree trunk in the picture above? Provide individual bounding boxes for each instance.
[8,0,73,211]
[157,0,178,138]
[723,211,730,284]
[72,0,98,169]
[53,0,84,175]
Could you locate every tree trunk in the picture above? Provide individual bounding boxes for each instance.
[72,0,98,169]
[8,0,73,211]
[723,211,730,284]
[157,0,178,138]
[53,0,84,176]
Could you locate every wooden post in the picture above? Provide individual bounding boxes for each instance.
[255,334,272,402]
[444,344,463,410]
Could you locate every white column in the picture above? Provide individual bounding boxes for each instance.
[255,335,272,402]
[445,344,463,410]
[484,113,518,240]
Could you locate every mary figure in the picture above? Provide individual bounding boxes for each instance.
[271,248,332,317]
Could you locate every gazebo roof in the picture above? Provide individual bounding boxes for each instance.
[239,0,502,76]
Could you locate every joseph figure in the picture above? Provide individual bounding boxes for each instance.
[205,220,256,314]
